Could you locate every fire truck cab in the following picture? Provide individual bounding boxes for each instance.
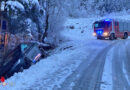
[93,19,130,40]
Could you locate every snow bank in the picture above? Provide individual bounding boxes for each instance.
[0,39,98,90]
[62,18,96,41]
[0,48,77,89]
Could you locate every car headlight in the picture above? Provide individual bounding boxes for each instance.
[103,32,108,36]
[93,32,96,36]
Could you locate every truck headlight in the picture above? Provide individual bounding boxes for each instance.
[103,32,108,36]
[93,32,96,36]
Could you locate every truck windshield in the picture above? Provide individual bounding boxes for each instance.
[94,21,111,28]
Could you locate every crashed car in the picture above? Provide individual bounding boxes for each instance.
[0,43,42,79]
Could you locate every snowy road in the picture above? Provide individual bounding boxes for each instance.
[111,40,130,90]
[1,39,130,90]
[53,40,130,90]
[1,18,130,90]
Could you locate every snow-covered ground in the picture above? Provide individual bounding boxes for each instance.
[1,13,130,90]
[0,16,106,90]
[100,47,113,90]
[0,17,97,90]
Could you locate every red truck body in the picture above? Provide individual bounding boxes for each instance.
[93,19,130,39]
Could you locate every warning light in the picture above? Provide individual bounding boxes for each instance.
[0,76,15,86]
[32,53,41,64]
[0,76,5,83]
[104,18,112,22]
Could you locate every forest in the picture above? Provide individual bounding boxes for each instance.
[0,0,130,46]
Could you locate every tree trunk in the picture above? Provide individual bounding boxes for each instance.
[42,14,49,42]
[42,0,49,43]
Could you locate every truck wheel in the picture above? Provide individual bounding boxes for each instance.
[97,36,102,39]
[97,36,100,39]
[109,33,115,40]
[123,32,128,39]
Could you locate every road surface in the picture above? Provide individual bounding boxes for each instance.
[53,39,130,90]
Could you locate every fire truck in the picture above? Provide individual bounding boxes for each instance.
[93,19,130,40]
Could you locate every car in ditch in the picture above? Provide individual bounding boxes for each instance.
[0,43,42,79]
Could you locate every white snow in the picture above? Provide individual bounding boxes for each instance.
[62,18,96,41]
[0,1,5,11]
[0,17,96,90]
[29,0,40,9]
[0,40,105,90]
[0,48,81,90]
[0,16,110,90]
[22,0,29,4]
[100,47,114,90]
[6,1,25,11]
[31,0,39,5]
[122,61,130,86]
[1,12,130,90]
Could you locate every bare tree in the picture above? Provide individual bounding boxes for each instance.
[42,0,65,45]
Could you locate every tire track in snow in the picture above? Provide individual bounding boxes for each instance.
[54,47,103,90]
[122,62,130,86]
[56,40,117,90]
[112,40,130,90]
[100,47,114,90]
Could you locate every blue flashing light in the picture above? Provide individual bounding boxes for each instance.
[104,18,112,22]
[96,30,103,35]
[32,60,36,64]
